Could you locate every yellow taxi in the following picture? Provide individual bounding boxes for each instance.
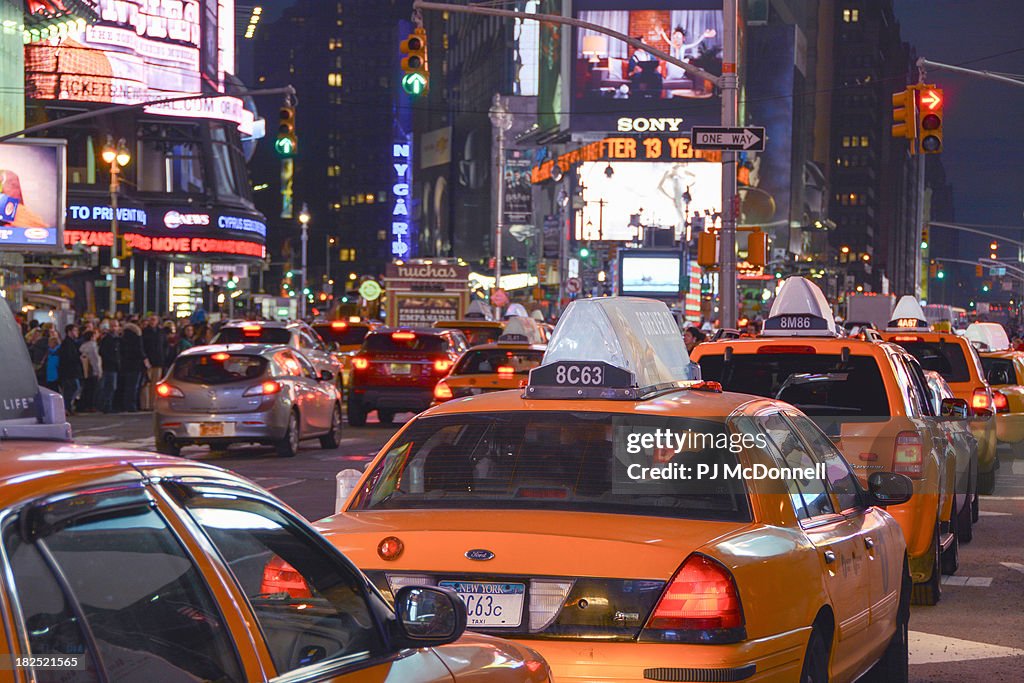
[692,277,971,605]
[0,302,551,682]
[881,297,999,494]
[434,319,506,347]
[966,322,1024,449]
[319,297,914,683]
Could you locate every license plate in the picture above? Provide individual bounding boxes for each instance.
[200,423,225,437]
[390,363,412,375]
[439,581,524,628]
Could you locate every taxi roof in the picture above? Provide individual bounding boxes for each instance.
[435,319,505,329]
[886,296,931,332]
[463,342,547,352]
[965,322,1010,352]
[692,334,896,358]
[760,276,839,337]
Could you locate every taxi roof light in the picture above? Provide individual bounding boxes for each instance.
[761,277,839,338]
[642,554,745,641]
[965,322,1010,352]
[886,296,931,332]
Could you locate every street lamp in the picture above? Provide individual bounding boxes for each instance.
[298,203,310,319]
[489,93,513,317]
[101,136,130,315]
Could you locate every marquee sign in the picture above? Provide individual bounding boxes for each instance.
[531,136,721,184]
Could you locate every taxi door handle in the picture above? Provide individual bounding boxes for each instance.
[864,537,875,550]
[824,550,836,564]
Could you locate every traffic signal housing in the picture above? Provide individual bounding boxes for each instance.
[697,231,718,268]
[400,28,429,96]
[891,86,918,144]
[990,241,998,260]
[746,228,767,268]
[917,86,943,154]
[275,104,297,158]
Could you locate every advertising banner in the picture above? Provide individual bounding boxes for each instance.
[392,292,462,328]
[0,139,66,252]
[503,150,535,259]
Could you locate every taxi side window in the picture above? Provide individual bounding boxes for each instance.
[276,350,306,378]
[179,493,385,675]
[292,352,319,379]
[760,413,836,521]
[5,497,244,683]
[446,332,468,355]
[787,413,863,513]
[904,356,937,417]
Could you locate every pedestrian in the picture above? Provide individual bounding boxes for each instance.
[120,321,147,413]
[175,323,195,358]
[683,325,706,354]
[98,321,121,413]
[78,329,102,412]
[141,315,167,410]
[57,324,83,414]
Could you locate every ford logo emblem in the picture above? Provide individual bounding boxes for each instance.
[465,549,495,561]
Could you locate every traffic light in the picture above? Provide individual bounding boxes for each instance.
[917,85,943,154]
[400,28,429,96]
[891,86,918,143]
[578,246,590,259]
[275,104,297,158]
[929,262,938,278]
[921,226,929,249]
[747,228,767,268]
[990,241,998,260]
[120,236,132,258]
[697,231,718,268]
[976,264,984,277]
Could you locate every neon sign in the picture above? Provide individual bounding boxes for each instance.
[65,230,266,258]
[392,141,411,257]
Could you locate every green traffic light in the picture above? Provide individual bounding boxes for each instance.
[579,247,590,258]
[937,271,945,279]
[286,270,293,278]
[983,285,990,292]
[274,137,295,158]
[402,72,427,96]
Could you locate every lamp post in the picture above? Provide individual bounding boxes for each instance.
[298,203,310,319]
[101,136,131,316]
[489,94,513,318]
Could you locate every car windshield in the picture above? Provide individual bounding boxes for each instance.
[351,412,751,522]
[981,357,1016,385]
[699,353,890,418]
[895,341,970,383]
[173,354,269,384]
[363,333,445,354]
[313,324,370,346]
[214,327,292,344]
[454,348,544,375]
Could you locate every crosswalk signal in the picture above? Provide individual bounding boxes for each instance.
[891,86,918,144]
[400,28,429,96]
[917,86,943,154]
[275,104,297,158]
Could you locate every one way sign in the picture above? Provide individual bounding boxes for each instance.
[691,126,766,151]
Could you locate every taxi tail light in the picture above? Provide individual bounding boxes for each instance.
[155,383,183,398]
[242,325,262,337]
[211,352,230,361]
[243,380,281,396]
[331,321,348,329]
[497,365,515,377]
[260,556,312,599]
[993,390,1009,413]
[392,331,417,341]
[433,381,453,401]
[892,431,924,478]
[972,388,993,414]
[433,359,453,373]
[352,356,369,371]
[756,345,816,354]
[641,554,745,643]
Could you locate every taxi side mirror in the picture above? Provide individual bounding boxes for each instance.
[867,471,913,507]
[391,586,466,649]
[939,397,969,420]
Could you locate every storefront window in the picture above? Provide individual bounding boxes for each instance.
[137,122,204,195]
[210,124,241,201]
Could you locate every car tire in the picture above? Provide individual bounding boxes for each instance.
[347,397,367,427]
[276,411,300,458]
[957,493,974,544]
[799,627,829,683]
[319,405,342,449]
[378,409,396,425]
[911,523,942,606]
[866,560,911,683]
[977,467,996,495]
[941,502,959,575]
[155,432,179,457]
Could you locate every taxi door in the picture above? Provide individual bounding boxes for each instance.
[760,412,874,680]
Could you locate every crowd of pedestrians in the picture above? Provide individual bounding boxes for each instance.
[22,313,213,415]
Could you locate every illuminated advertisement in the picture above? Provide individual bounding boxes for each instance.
[65,229,266,259]
[618,250,683,296]
[578,160,721,241]
[66,203,266,239]
[531,133,720,183]
[571,1,723,132]
[0,139,66,252]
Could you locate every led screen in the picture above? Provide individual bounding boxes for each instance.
[620,253,682,295]
[0,139,66,252]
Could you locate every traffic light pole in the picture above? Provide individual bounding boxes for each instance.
[917,57,1024,88]
[719,0,739,329]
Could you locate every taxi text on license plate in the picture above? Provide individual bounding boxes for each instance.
[439,581,525,628]
[390,363,412,375]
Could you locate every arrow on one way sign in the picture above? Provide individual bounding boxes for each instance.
[691,126,766,151]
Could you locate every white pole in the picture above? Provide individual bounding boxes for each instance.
[719,0,739,328]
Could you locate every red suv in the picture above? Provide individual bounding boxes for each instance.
[348,328,467,426]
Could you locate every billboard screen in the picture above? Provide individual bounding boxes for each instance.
[618,250,682,297]
[578,160,721,241]
[0,139,66,252]
[25,0,233,105]
[571,1,723,133]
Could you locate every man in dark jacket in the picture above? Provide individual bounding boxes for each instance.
[57,324,83,414]
[97,321,121,413]
[141,315,167,411]
[119,322,148,412]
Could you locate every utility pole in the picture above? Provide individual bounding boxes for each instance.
[490,94,513,318]
[719,0,739,328]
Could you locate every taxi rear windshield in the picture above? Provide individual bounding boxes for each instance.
[351,412,751,522]
[313,325,370,346]
[363,334,445,354]
[895,341,970,383]
[699,353,890,418]
[173,354,269,384]
[981,357,1017,385]
[458,327,502,346]
[214,327,292,344]
[455,349,544,375]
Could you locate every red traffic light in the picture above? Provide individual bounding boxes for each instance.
[919,88,942,111]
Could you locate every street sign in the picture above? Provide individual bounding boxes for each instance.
[101,266,126,276]
[566,277,582,294]
[490,288,509,307]
[358,280,382,301]
[691,126,766,151]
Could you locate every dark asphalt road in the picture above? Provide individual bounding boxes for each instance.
[68,411,1024,680]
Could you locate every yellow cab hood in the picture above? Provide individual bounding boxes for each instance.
[315,509,750,580]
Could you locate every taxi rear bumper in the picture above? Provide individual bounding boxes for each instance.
[995,413,1024,445]
[352,387,434,413]
[509,628,808,682]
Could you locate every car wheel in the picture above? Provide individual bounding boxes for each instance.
[911,523,942,606]
[957,493,974,543]
[977,467,996,495]
[155,431,179,457]
[799,627,829,683]
[941,502,959,575]
[319,405,342,449]
[378,409,396,425]
[866,560,911,683]
[347,397,367,427]
[276,411,300,458]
